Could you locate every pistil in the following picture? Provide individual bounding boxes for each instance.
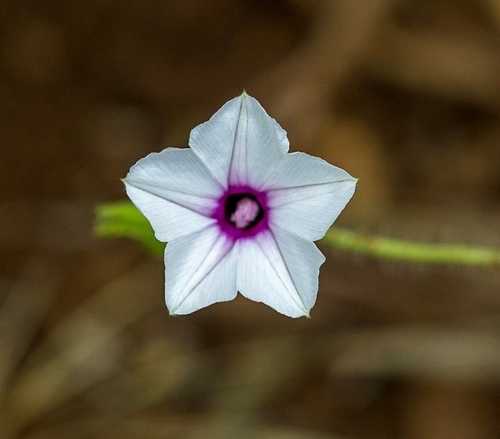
[230,197,260,229]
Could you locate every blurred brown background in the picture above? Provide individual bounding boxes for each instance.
[1,0,500,438]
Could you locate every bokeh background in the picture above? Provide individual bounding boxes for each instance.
[1,0,500,438]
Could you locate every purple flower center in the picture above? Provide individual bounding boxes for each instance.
[213,186,268,240]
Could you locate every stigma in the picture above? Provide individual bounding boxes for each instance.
[229,197,260,229]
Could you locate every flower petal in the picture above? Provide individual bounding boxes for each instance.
[124,148,221,241]
[236,228,325,318]
[266,152,357,241]
[166,226,237,315]
[189,93,288,188]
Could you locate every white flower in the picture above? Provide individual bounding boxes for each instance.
[124,93,356,318]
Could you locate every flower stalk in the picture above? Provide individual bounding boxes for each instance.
[323,227,500,267]
[95,201,500,269]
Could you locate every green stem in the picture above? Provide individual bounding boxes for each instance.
[322,227,500,267]
[94,201,500,268]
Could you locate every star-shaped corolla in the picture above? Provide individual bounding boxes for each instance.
[124,93,356,318]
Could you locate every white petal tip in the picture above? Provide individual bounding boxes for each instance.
[168,305,185,316]
[282,308,311,318]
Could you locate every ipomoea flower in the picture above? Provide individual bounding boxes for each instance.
[124,93,356,318]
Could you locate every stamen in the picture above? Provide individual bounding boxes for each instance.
[230,197,260,229]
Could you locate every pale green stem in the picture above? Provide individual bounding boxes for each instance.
[322,227,500,267]
[95,201,500,268]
